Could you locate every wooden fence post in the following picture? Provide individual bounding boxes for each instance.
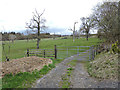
[96,45,98,55]
[27,49,29,57]
[44,49,45,58]
[93,49,95,59]
[94,46,96,56]
[55,45,57,59]
[92,46,94,60]
[89,47,92,61]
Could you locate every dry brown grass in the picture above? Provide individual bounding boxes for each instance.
[2,56,52,77]
[88,52,118,81]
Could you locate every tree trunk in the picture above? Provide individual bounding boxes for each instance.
[12,40,14,43]
[37,38,40,49]
[86,33,88,41]
[27,37,29,42]
[37,23,40,49]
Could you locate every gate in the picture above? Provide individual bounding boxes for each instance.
[56,46,91,60]
[26,45,96,61]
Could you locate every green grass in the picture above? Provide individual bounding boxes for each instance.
[2,58,63,88]
[62,81,71,88]
[66,60,78,67]
[60,67,74,88]
[2,37,101,61]
[2,37,101,88]
[59,60,78,88]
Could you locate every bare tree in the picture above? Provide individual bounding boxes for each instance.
[25,29,32,42]
[2,28,11,61]
[53,32,56,39]
[9,34,16,43]
[80,17,94,41]
[26,9,46,49]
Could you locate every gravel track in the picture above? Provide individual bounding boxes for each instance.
[34,54,79,88]
[34,50,119,88]
[70,60,118,88]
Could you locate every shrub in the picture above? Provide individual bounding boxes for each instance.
[110,41,120,54]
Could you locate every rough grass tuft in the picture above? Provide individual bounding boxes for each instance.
[86,52,118,81]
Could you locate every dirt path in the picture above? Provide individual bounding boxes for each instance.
[34,53,80,88]
[34,50,118,88]
[70,56,118,88]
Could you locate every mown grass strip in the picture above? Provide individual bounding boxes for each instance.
[59,60,77,88]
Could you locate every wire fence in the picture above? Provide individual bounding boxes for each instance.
[3,44,103,61]
[25,45,91,60]
[89,44,110,61]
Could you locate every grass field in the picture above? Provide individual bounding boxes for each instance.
[2,37,101,61]
[1,37,102,88]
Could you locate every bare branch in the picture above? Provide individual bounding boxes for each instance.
[25,9,47,49]
[68,29,73,31]
[40,9,45,17]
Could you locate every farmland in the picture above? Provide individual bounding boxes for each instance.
[2,37,101,61]
[0,0,119,88]
[1,37,102,88]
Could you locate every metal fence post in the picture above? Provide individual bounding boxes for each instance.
[77,46,79,55]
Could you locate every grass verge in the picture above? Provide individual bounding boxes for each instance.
[85,52,118,81]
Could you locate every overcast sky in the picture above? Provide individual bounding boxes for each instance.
[0,0,105,35]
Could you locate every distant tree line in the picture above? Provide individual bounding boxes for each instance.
[1,32,24,41]
[1,32,61,41]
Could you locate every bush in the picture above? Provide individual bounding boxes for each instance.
[110,41,120,54]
